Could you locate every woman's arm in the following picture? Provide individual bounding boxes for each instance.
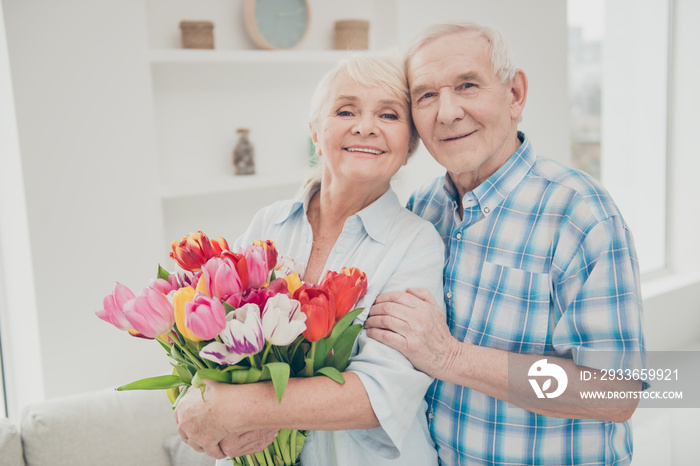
[174,373,378,458]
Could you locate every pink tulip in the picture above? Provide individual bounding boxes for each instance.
[123,288,175,339]
[149,277,179,295]
[201,257,244,301]
[241,245,269,288]
[185,292,226,341]
[96,283,135,331]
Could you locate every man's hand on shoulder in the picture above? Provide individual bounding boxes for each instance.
[365,288,458,379]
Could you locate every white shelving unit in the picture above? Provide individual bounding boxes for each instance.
[148,47,344,240]
[150,49,356,64]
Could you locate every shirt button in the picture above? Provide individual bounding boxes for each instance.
[446,291,453,299]
[456,232,462,240]
[483,207,491,214]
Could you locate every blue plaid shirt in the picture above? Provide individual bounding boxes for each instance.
[408,133,644,465]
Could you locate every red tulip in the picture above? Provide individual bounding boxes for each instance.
[210,236,230,257]
[253,239,279,271]
[294,286,335,342]
[169,231,229,272]
[320,267,368,321]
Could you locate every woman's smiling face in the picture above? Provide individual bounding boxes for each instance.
[311,74,412,188]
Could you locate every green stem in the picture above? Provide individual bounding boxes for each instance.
[303,341,316,377]
[179,343,206,370]
[289,429,298,464]
[261,342,273,365]
[263,445,274,465]
[272,437,283,464]
[248,355,259,370]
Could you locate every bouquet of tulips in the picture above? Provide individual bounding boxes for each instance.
[96,231,368,466]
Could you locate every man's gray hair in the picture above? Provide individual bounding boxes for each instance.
[405,22,517,84]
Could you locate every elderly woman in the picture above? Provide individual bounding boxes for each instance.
[175,54,445,465]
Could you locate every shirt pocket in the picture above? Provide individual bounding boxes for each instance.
[465,261,550,354]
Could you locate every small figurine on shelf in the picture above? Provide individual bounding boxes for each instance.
[233,128,255,175]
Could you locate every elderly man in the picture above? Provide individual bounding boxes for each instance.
[366,22,645,465]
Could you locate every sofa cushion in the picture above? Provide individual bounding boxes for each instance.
[0,416,24,466]
[164,434,216,466]
[21,389,177,466]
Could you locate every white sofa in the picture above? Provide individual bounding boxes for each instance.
[0,389,216,466]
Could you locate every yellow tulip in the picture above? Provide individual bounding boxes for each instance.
[173,286,201,342]
[284,272,303,296]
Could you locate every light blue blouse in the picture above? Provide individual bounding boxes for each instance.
[220,181,445,465]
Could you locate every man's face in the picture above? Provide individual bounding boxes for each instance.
[408,31,523,187]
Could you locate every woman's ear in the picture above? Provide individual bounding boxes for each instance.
[309,122,321,156]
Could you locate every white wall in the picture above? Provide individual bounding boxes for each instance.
[0,1,44,415]
[1,0,166,414]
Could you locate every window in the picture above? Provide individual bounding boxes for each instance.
[568,0,671,274]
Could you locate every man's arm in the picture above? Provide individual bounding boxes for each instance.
[365,288,641,422]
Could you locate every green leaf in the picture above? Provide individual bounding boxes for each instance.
[174,364,193,385]
[117,374,185,391]
[325,324,363,371]
[323,308,363,351]
[223,301,237,314]
[245,367,263,383]
[157,264,171,280]
[262,362,290,403]
[312,339,327,372]
[195,368,232,383]
[315,366,345,384]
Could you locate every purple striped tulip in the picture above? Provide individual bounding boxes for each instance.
[261,294,306,346]
[200,303,264,365]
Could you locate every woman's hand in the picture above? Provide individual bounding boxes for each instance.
[174,379,231,459]
[174,379,280,459]
[219,430,280,458]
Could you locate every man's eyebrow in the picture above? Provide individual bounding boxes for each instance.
[410,72,484,99]
[410,84,429,100]
[457,72,482,83]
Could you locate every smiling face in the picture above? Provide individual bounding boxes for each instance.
[408,30,526,192]
[311,73,412,189]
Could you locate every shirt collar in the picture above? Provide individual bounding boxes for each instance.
[442,131,535,216]
[270,178,320,225]
[270,178,401,245]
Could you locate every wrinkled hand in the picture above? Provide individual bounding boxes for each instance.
[174,380,231,459]
[219,430,279,458]
[365,288,456,379]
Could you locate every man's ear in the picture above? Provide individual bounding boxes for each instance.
[509,69,528,121]
[309,122,321,156]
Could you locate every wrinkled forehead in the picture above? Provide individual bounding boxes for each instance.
[407,30,491,81]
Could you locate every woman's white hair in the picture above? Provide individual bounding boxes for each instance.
[308,53,420,157]
[405,22,517,84]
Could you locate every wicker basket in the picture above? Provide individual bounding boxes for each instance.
[334,20,369,50]
[179,20,214,49]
